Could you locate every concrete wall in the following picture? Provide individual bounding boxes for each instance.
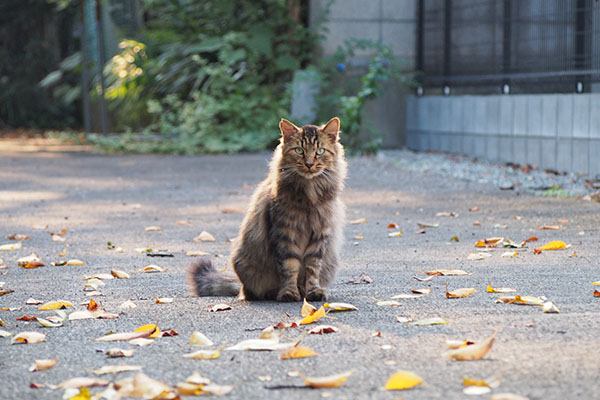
[406,94,600,177]
[310,0,417,148]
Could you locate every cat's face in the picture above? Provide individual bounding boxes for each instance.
[279,117,341,179]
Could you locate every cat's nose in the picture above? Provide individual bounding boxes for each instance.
[305,161,314,169]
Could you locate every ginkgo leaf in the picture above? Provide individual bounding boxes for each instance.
[299,306,326,324]
[467,252,492,261]
[0,241,23,251]
[111,269,130,279]
[66,259,86,266]
[280,345,318,359]
[193,231,216,242]
[324,302,358,312]
[542,301,560,313]
[115,372,174,399]
[443,330,497,361]
[106,348,135,358]
[186,250,209,257]
[486,284,517,293]
[11,331,46,344]
[411,288,431,295]
[535,241,566,251]
[36,317,63,327]
[183,344,226,359]
[190,331,214,347]
[29,359,57,372]
[145,226,162,232]
[209,303,232,312]
[408,317,448,326]
[155,297,173,304]
[201,384,234,396]
[140,265,166,273]
[497,295,544,306]
[92,365,142,375]
[349,218,367,225]
[58,377,110,389]
[385,370,423,390]
[309,325,338,334]
[500,251,519,258]
[387,231,403,237]
[594,290,600,297]
[446,340,475,349]
[17,253,44,268]
[591,282,599,286]
[38,300,73,310]
[0,329,12,337]
[301,298,316,317]
[423,269,471,276]
[446,284,477,298]
[134,324,161,338]
[298,370,354,388]
[94,327,155,342]
[503,238,520,248]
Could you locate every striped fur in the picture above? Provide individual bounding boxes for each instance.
[188,117,346,301]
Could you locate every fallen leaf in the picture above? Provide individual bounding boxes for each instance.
[446,284,477,299]
[193,231,216,242]
[408,317,448,326]
[176,220,192,226]
[58,377,109,389]
[309,325,338,334]
[36,317,64,327]
[301,298,316,317]
[467,252,492,261]
[491,393,530,400]
[134,324,161,338]
[0,329,12,337]
[473,220,481,226]
[416,229,426,234]
[25,298,43,305]
[520,236,538,247]
[387,223,398,229]
[161,329,179,337]
[29,359,57,372]
[503,238,520,248]
[225,336,299,351]
[346,274,372,284]
[129,338,155,347]
[469,207,480,212]
[411,288,431,295]
[417,222,439,228]
[299,370,353,388]
[280,345,318,359]
[349,218,367,225]
[500,251,518,258]
[450,236,459,242]
[387,231,403,237]
[183,344,226,359]
[119,300,136,309]
[423,269,471,276]
[537,225,560,230]
[0,241,22,251]
[542,301,560,313]
[486,284,517,293]
[200,384,234,396]
[475,237,503,248]
[376,300,402,307]
[155,297,173,304]
[221,207,243,214]
[535,241,567,251]
[51,261,67,266]
[139,265,166,273]
[496,295,544,306]
[299,306,326,324]
[385,370,423,390]
[6,234,29,240]
[106,348,135,358]
[115,372,173,398]
[413,275,434,282]
[16,315,37,321]
[446,340,475,349]
[594,290,600,297]
[0,289,14,296]
[135,247,153,253]
[390,294,423,299]
[66,259,86,266]
[11,331,46,344]
[84,273,113,281]
[92,365,142,375]
[464,386,492,395]
[51,235,66,242]
[190,331,214,347]
[436,212,457,217]
[38,300,73,310]
[443,330,497,361]
[210,303,232,312]
[145,226,162,232]
[186,250,209,257]
[592,282,600,286]
[94,328,155,342]
[353,233,363,240]
[111,269,130,279]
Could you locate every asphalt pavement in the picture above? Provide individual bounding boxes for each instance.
[1,148,599,400]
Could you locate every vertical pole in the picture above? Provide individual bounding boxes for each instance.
[574,0,588,92]
[79,0,91,134]
[502,0,512,88]
[95,0,108,134]
[443,0,452,85]
[416,0,424,75]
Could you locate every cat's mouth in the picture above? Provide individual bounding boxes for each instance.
[298,167,323,179]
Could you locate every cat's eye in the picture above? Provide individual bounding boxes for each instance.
[316,148,325,155]
[295,147,304,154]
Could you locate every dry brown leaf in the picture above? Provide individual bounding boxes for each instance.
[309,325,338,334]
[413,275,435,282]
[387,223,398,229]
[423,269,471,276]
[475,237,504,248]
[193,231,216,242]
[0,289,14,296]
[25,298,43,305]
[469,207,480,212]
[384,370,423,390]
[536,225,560,230]
[436,211,457,217]
[11,331,46,344]
[29,359,57,372]
[473,220,481,226]
[6,234,30,240]
[115,373,173,398]
[594,290,600,297]
[94,328,155,342]
[17,253,44,269]
[106,348,135,358]
[221,207,243,214]
[497,295,544,306]
[280,345,318,359]
[443,330,497,361]
[446,284,477,299]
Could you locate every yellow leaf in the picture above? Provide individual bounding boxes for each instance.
[299,306,326,325]
[423,269,471,276]
[38,300,73,310]
[353,233,363,240]
[474,240,485,247]
[487,284,517,293]
[387,231,403,237]
[385,370,423,390]
[66,259,86,266]
[280,345,318,359]
[463,376,490,387]
[536,241,566,251]
[134,324,161,338]
[301,298,316,317]
[299,370,354,388]
[443,330,497,361]
[67,387,91,400]
[592,282,600,286]
[183,343,225,359]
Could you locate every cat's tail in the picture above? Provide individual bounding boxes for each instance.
[187,259,241,297]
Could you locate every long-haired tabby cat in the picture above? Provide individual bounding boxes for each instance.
[188,117,346,302]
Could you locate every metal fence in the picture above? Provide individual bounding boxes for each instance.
[416,0,600,94]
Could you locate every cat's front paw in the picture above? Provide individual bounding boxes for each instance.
[306,288,327,302]
[277,288,302,302]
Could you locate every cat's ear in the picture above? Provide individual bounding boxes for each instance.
[279,118,300,141]
[321,117,340,142]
